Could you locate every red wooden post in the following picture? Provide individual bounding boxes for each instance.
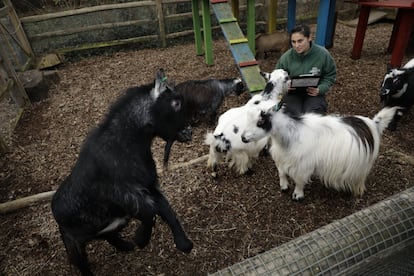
[350,5,371,59]
[389,9,414,67]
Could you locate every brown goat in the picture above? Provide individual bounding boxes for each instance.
[255,31,290,59]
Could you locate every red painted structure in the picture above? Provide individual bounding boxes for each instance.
[351,0,414,67]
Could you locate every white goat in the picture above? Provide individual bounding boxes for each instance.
[204,69,290,177]
[241,105,400,200]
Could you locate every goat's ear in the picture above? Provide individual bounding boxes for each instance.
[167,79,176,90]
[257,110,267,126]
[260,71,270,81]
[152,68,168,99]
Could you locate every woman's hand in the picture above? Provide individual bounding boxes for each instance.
[288,82,296,92]
[306,86,319,96]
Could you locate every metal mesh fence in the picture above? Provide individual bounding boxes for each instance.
[210,187,414,276]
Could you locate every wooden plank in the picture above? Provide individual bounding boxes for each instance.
[3,0,34,58]
[239,65,266,93]
[229,37,248,44]
[238,60,258,67]
[20,1,155,22]
[0,42,30,108]
[0,5,10,18]
[218,17,237,23]
[219,22,245,42]
[228,42,255,64]
[28,19,152,40]
[210,2,236,23]
[0,79,14,101]
[55,34,159,53]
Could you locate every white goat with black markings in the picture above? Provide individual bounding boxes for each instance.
[241,104,400,201]
[204,69,290,177]
[380,57,414,130]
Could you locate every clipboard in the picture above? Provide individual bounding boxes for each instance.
[290,75,320,88]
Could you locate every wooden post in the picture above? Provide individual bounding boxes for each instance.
[0,42,30,108]
[155,0,166,47]
[246,0,255,53]
[231,0,239,20]
[201,0,213,65]
[268,0,277,33]
[287,0,296,32]
[3,0,34,69]
[191,0,204,55]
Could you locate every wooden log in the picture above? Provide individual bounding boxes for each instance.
[20,1,155,22]
[0,191,55,214]
[0,154,208,214]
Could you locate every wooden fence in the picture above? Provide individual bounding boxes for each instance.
[0,0,32,153]
[19,0,253,54]
[17,0,356,55]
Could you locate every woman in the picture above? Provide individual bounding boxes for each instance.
[275,24,337,115]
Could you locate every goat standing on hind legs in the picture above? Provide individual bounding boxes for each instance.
[51,69,193,276]
[204,69,290,178]
[241,104,401,201]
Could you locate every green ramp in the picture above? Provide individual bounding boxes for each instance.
[210,0,265,94]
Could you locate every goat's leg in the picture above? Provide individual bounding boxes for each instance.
[291,175,308,201]
[351,180,366,197]
[155,193,193,253]
[104,232,135,251]
[59,227,93,276]
[387,112,402,131]
[208,111,218,125]
[134,211,156,249]
[163,140,173,170]
[277,166,289,192]
[207,145,221,178]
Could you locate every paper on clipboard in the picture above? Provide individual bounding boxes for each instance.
[290,75,320,88]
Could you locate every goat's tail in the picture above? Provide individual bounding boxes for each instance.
[373,106,401,134]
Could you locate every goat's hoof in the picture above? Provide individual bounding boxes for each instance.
[134,237,151,249]
[259,147,270,157]
[245,168,254,176]
[387,125,397,131]
[280,187,289,193]
[175,238,193,254]
[211,172,218,179]
[116,241,135,252]
[134,227,152,248]
[292,194,305,202]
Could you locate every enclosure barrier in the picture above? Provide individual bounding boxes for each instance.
[210,186,414,275]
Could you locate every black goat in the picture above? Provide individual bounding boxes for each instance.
[175,77,246,126]
[51,69,193,276]
[380,58,414,130]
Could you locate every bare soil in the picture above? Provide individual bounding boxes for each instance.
[1,22,414,276]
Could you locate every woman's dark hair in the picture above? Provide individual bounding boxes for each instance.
[290,24,311,38]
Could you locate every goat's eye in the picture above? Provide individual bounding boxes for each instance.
[171,99,181,111]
